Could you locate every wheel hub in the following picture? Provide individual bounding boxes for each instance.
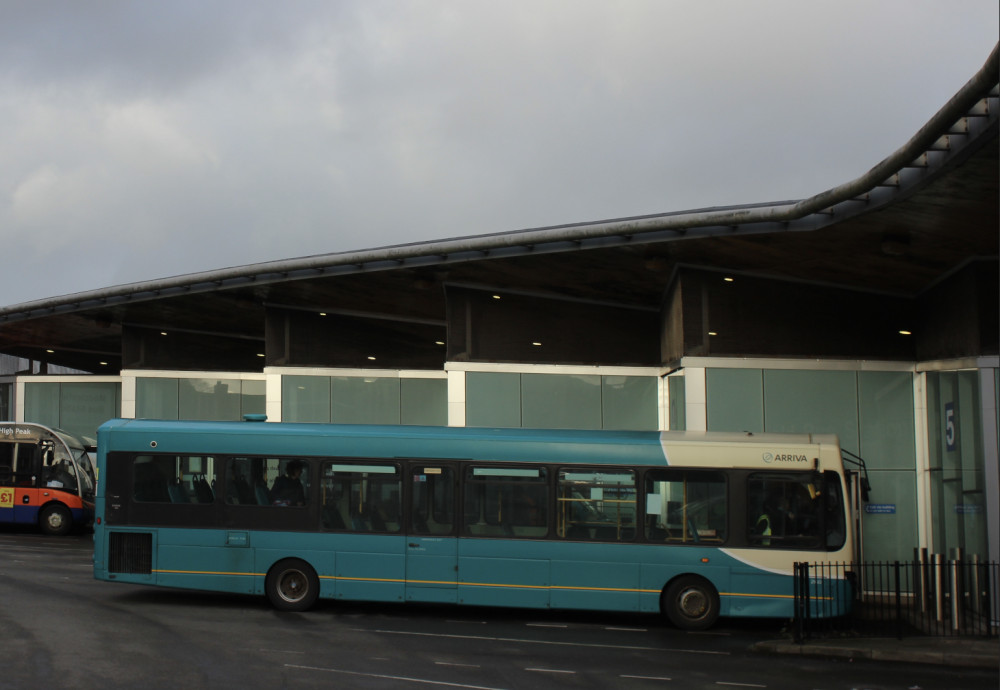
[678,588,707,617]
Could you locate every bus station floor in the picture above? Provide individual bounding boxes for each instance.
[752,635,999,669]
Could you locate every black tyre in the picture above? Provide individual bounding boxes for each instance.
[661,575,719,630]
[39,504,73,536]
[265,559,319,612]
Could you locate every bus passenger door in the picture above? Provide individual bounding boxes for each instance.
[0,441,15,525]
[405,464,458,603]
[11,445,43,525]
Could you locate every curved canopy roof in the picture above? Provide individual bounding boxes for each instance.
[1,46,996,373]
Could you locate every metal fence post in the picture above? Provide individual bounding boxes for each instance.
[793,562,806,644]
[971,554,981,616]
[893,561,903,640]
[950,559,961,632]
[934,553,945,626]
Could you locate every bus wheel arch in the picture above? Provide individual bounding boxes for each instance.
[39,502,73,536]
[265,558,319,612]
[660,574,720,630]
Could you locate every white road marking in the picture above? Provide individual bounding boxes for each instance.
[356,628,730,656]
[622,674,672,681]
[525,668,575,674]
[286,664,507,690]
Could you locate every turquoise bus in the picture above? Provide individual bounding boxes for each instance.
[92,418,855,629]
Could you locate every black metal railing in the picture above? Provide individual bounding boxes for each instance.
[794,556,998,642]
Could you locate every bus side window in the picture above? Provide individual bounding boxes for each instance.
[645,470,726,544]
[133,457,172,503]
[464,466,547,538]
[558,469,635,542]
[823,471,847,550]
[411,467,454,535]
[747,473,822,549]
[321,463,401,533]
[133,455,217,504]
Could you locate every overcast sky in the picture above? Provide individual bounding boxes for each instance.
[1,1,997,307]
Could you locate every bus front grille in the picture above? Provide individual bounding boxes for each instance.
[108,532,152,574]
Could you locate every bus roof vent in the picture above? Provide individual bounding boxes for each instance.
[243,414,267,422]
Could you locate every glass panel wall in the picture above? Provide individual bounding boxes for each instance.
[282,375,330,423]
[521,374,602,429]
[281,374,446,426]
[137,378,264,422]
[136,378,179,419]
[857,371,917,563]
[927,370,987,559]
[24,381,121,439]
[466,372,657,431]
[762,370,860,452]
[466,372,520,428]
[668,375,686,431]
[707,369,763,433]
[178,379,242,421]
[400,378,448,426]
[602,376,657,431]
[332,377,399,425]
[24,382,59,428]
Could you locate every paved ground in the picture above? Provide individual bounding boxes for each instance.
[754,635,998,669]
[3,527,997,689]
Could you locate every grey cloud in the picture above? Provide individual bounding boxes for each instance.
[0,0,996,305]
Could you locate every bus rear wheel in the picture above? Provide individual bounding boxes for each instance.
[265,559,319,612]
[39,504,72,536]
[661,575,719,630]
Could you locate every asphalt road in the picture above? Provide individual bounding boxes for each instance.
[1,528,996,690]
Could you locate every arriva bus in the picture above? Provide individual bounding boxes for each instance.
[92,418,856,629]
[1,422,97,535]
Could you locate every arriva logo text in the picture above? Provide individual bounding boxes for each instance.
[762,452,808,463]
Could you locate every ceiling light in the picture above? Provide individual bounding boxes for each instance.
[435,341,445,346]
[256,353,265,357]
[899,330,912,336]
[492,295,501,300]
[708,331,718,336]
[531,342,542,346]
[46,349,54,353]
[160,332,168,336]
[319,312,327,316]
[367,356,376,361]
[99,361,108,366]
[723,277,734,282]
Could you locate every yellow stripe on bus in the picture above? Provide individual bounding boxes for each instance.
[152,569,829,600]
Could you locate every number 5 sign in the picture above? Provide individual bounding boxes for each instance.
[945,402,957,452]
[0,488,14,509]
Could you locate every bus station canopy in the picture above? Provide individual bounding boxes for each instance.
[0,47,996,374]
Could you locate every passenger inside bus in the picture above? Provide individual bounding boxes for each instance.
[270,459,306,506]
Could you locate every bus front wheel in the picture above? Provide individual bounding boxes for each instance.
[39,504,72,536]
[265,559,319,612]
[661,575,719,630]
